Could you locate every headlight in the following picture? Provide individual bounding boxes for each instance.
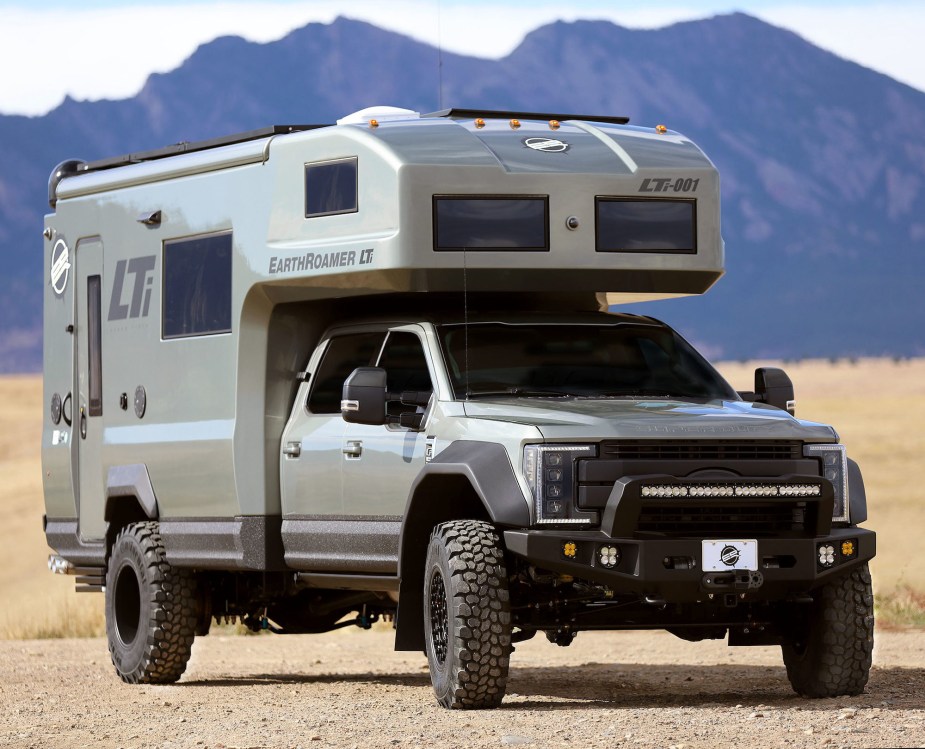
[523,444,597,525]
[804,444,849,523]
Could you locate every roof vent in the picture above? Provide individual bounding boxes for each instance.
[337,106,420,126]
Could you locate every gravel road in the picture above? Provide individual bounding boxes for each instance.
[1,628,923,749]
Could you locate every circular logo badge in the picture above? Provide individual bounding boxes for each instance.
[720,545,741,567]
[50,238,70,296]
[523,137,570,153]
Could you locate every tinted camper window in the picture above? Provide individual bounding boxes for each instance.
[596,198,696,253]
[305,158,358,217]
[162,233,232,339]
[87,275,103,416]
[433,196,549,251]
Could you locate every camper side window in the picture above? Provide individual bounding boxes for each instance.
[305,158,358,218]
[163,233,233,339]
[87,275,103,416]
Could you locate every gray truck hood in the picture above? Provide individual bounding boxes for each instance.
[460,398,835,442]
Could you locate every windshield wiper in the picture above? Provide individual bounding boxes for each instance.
[596,390,707,400]
[464,387,571,399]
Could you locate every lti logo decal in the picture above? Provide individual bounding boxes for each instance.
[720,545,741,567]
[108,255,156,321]
[523,137,570,153]
[50,239,70,295]
[638,177,701,193]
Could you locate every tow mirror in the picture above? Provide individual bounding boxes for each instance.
[341,367,387,425]
[754,367,795,415]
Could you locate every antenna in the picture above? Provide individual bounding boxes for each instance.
[436,0,444,110]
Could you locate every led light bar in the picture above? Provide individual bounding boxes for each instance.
[640,483,821,498]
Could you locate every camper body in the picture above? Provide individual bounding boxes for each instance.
[42,108,874,708]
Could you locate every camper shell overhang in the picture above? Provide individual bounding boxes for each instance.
[51,109,724,306]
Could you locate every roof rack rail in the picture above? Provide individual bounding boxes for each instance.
[78,124,328,175]
[424,108,630,125]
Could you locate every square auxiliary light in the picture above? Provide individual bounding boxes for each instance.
[598,545,620,568]
[818,544,836,567]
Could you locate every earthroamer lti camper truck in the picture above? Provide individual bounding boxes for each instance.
[43,107,874,708]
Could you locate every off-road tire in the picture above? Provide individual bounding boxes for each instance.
[782,562,874,698]
[423,520,512,709]
[105,521,198,684]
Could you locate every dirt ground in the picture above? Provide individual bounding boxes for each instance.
[1,628,923,749]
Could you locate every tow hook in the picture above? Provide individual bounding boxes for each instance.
[545,626,576,647]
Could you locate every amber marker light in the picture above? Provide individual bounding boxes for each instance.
[474,118,486,129]
[369,119,379,128]
[510,119,521,129]
[655,124,667,134]
[563,542,577,558]
[841,541,856,557]
[549,120,560,130]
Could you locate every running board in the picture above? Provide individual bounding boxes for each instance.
[296,572,399,592]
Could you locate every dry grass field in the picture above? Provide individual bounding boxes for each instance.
[1,358,923,638]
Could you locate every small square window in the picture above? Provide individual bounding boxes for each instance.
[305,158,358,218]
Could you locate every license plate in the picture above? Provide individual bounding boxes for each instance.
[702,540,758,571]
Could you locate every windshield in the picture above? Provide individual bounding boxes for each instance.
[438,322,738,401]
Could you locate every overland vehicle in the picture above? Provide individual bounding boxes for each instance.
[42,106,874,708]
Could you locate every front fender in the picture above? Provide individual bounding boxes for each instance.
[848,458,867,525]
[394,441,529,651]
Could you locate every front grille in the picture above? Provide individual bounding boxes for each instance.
[600,440,803,461]
[584,440,823,536]
[637,502,807,536]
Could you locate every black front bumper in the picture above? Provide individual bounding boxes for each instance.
[504,527,876,603]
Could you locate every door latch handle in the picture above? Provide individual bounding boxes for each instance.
[283,441,302,458]
[343,440,363,457]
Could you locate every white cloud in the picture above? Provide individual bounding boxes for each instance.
[0,2,922,116]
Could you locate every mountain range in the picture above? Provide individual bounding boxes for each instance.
[1,12,923,372]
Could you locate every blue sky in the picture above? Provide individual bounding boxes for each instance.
[1,0,922,115]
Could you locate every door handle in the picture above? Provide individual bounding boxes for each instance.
[283,441,301,458]
[343,440,363,458]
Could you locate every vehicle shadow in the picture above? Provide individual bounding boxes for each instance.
[179,662,925,712]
